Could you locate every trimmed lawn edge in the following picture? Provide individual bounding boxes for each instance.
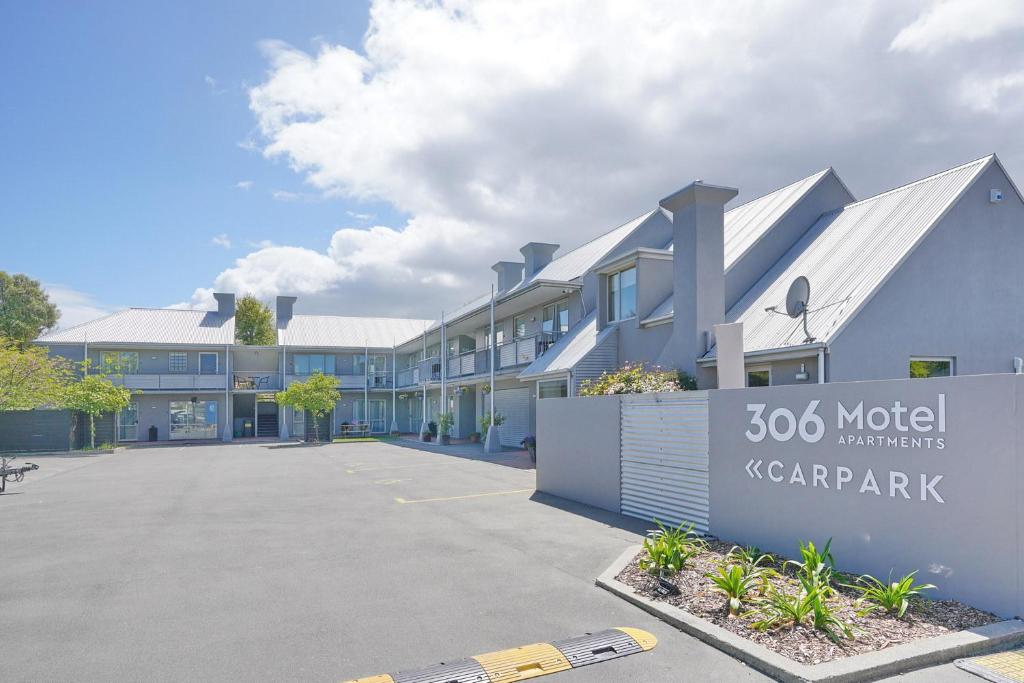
[596,545,1024,683]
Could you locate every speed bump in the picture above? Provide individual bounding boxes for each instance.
[342,627,656,683]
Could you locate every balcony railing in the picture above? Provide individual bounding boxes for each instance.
[232,371,282,391]
[446,349,490,379]
[286,372,393,390]
[112,374,226,391]
[498,334,555,369]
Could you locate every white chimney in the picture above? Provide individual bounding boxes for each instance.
[519,242,559,277]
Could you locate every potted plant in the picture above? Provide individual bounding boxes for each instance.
[521,435,536,463]
[469,431,481,443]
[438,412,454,445]
[428,421,438,438]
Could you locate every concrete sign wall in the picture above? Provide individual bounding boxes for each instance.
[709,374,1024,617]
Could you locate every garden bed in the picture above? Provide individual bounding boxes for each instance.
[615,538,998,665]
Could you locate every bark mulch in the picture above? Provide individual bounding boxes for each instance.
[616,539,999,665]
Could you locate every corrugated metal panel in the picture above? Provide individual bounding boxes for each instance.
[620,392,710,533]
[279,315,435,348]
[37,308,234,346]
[708,155,992,356]
[723,169,832,267]
[572,325,618,394]
[494,387,530,447]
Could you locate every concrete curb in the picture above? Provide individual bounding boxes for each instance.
[596,546,1024,683]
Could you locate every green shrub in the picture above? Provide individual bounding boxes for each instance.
[579,362,696,396]
[479,411,504,434]
[727,545,777,595]
[844,570,936,618]
[437,412,454,436]
[707,563,760,615]
[638,519,706,577]
[787,538,835,596]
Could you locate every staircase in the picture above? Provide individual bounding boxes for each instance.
[256,412,279,437]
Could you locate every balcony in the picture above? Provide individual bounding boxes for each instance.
[112,374,226,391]
[447,349,490,379]
[285,372,393,390]
[497,334,555,369]
[232,371,283,391]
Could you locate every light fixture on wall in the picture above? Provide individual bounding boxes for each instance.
[795,363,809,382]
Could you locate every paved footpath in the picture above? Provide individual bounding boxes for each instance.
[0,441,976,682]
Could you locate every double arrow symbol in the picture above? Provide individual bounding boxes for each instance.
[745,458,763,479]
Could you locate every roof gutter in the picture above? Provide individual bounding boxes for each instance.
[697,341,826,366]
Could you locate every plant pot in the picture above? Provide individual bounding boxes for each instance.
[440,434,451,445]
[526,445,536,463]
[469,433,480,443]
[422,434,432,442]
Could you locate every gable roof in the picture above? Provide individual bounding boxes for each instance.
[279,314,435,349]
[36,308,235,346]
[705,155,994,357]
[643,169,843,326]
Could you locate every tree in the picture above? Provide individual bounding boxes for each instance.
[0,272,59,344]
[275,372,340,443]
[579,362,696,396]
[63,366,133,449]
[235,294,275,345]
[0,341,71,412]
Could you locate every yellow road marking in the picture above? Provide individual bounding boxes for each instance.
[395,488,533,504]
[346,462,454,474]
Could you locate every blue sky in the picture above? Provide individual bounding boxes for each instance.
[3,1,1023,328]
[0,1,395,315]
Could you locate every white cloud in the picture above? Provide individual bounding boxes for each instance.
[271,190,302,201]
[44,285,115,329]
[890,0,1024,54]
[346,210,375,221]
[236,180,254,190]
[204,74,227,95]
[211,233,232,249]
[184,0,1024,318]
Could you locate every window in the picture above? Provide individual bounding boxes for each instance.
[513,315,529,339]
[354,399,387,433]
[169,352,187,373]
[296,354,336,375]
[910,357,954,378]
[198,352,218,374]
[543,300,570,340]
[483,327,504,348]
[608,267,637,322]
[169,400,218,440]
[101,351,139,374]
[538,379,568,399]
[746,366,771,387]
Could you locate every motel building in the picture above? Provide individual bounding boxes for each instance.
[24,154,1024,447]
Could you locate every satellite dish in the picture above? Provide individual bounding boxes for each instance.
[785,276,810,319]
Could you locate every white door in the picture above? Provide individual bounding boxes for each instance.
[494,387,530,448]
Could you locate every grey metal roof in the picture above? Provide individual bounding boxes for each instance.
[706,155,994,357]
[279,314,435,349]
[36,308,235,346]
[517,209,667,286]
[518,310,614,378]
[645,169,840,325]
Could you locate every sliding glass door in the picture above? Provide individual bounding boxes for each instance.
[169,400,218,440]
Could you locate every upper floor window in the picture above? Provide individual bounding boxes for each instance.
[199,352,219,375]
[101,351,139,374]
[354,354,387,375]
[910,357,954,378]
[513,315,529,339]
[294,353,335,376]
[483,327,504,348]
[169,352,187,373]
[608,267,637,322]
[543,300,569,340]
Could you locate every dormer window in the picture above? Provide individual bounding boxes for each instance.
[608,266,637,322]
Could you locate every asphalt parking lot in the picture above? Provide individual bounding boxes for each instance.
[0,441,978,682]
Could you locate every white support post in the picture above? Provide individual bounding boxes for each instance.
[279,339,289,440]
[440,311,446,432]
[364,341,369,434]
[420,325,429,440]
[485,285,501,453]
[222,344,232,442]
[390,341,398,434]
